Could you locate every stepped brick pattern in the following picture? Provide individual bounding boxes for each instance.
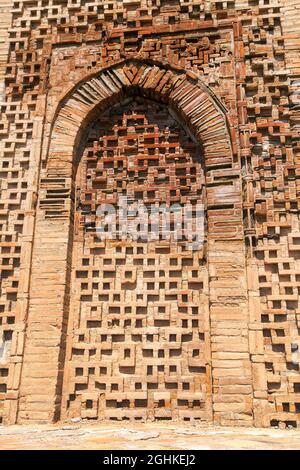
[63,98,210,421]
[0,0,299,428]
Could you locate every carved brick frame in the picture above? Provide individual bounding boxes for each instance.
[17,59,253,425]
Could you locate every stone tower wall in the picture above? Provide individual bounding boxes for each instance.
[0,0,299,428]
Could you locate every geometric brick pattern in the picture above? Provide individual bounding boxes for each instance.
[18,59,249,426]
[0,0,299,428]
[62,98,210,421]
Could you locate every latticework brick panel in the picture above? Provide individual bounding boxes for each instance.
[0,0,299,427]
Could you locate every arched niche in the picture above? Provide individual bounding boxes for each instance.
[17,60,253,426]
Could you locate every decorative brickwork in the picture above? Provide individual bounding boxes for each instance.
[0,0,299,428]
[62,97,211,421]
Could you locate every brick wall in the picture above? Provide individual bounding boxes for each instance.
[0,0,299,428]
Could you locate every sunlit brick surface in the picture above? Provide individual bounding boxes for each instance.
[0,0,299,428]
[63,98,211,421]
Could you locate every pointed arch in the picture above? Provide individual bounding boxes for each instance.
[47,59,234,179]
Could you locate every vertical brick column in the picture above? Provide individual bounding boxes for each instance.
[18,179,73,423]
[209,240,253,426]
[207,172,253,426]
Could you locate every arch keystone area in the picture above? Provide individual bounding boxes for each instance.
[47,59,234,178]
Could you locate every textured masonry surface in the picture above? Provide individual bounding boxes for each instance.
[0,0,300,428]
